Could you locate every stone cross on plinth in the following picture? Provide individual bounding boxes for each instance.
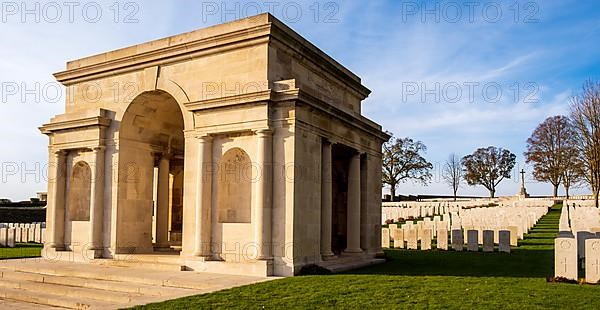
[518,169,529,198]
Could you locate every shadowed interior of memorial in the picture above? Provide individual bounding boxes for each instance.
[116,90,185,253]
[332,144,352,255]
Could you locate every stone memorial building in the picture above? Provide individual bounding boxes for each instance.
[40,13,389,277]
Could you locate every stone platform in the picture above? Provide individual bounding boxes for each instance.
[0,258,270,309]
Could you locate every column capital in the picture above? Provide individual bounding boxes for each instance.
[53,149,67,157]
[256,128,273,137]
[195,134,213,142]
[92,146,106,153]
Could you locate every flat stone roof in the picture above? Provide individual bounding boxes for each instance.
[61,13,362,85]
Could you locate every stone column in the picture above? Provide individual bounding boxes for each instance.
[155,154,170,248]
[89,146,105,253]
[345,151,362,254]
[49,150,67,249]
[320,139,334,259]
[255,129,273,259]
[194,135,212,257]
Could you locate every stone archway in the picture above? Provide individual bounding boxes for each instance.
[115,90,185,254]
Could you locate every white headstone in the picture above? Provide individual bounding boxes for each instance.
[483,230,494,252]
[507,226,518,246]
[421,228,432,250]
[407,228,418,250]
[499,230,511,253]
[467,230,478,252]
[7,228,15,248]
[555,236,578,280]
[585,238,600,283]
[0,227,7,247]
[451,229,463,251]
[382,228,390,248]
[436,228,448,250]
[393,228,404,249]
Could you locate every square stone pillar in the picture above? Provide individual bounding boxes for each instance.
[49,150,67,250]
[88,146,105,256]
[194,135,213,257]
[255,129,273,260]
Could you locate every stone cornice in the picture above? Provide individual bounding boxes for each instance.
[267,22,371,99]
[272,89,390,142]
[52,14,370,98]
[39,116,111,135]
[185,90,272,111]
[54,26,271,86]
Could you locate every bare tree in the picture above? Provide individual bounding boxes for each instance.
[570,80,600,207]
[443,153,463,201]
[382,135,433,201]
[563,162,584,199]
[524,115,576,197]
[462,146,516,198]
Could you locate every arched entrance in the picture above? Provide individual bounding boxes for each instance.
[115,90,185,254]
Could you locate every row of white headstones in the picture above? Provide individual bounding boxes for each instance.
[555,205,600,283]
[0,223,46,248]
[382,205,460,224]
[382,206,548,253]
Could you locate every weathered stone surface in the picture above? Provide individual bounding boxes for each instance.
[451,229,463,251]
[381,228,390,248]
[436,228,448,250]
[406,228,418,250]
[421,229,432,250]
[467,230,478,252]
[499,230,511,253]
[483,230,494,252]
[392,228,404,249]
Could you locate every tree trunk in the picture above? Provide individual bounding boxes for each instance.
[490,189,495,198]
[595,189,599,208]
[565,186,570,199]
[390,185,396,202]
[553,185,559,198]
[453,189,457,201]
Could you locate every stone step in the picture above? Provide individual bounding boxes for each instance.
[0,278,136,304]
[98,259,184,272]
[0,298,63,310]
[0,263,214,290]
[0,269,190,297]
[0,286,117,309]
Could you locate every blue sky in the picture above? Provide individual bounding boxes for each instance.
[0,0,599,200]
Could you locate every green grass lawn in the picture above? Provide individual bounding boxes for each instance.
[0,243,42,260]
[136,204,600,309]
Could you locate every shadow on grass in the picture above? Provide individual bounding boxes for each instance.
[346,248,554,278]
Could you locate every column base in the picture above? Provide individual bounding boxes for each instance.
[48,243,65,251]
[83,248,103,260]
[153,244,172,252]
[343,248,364,256]
[321,253,337,261]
